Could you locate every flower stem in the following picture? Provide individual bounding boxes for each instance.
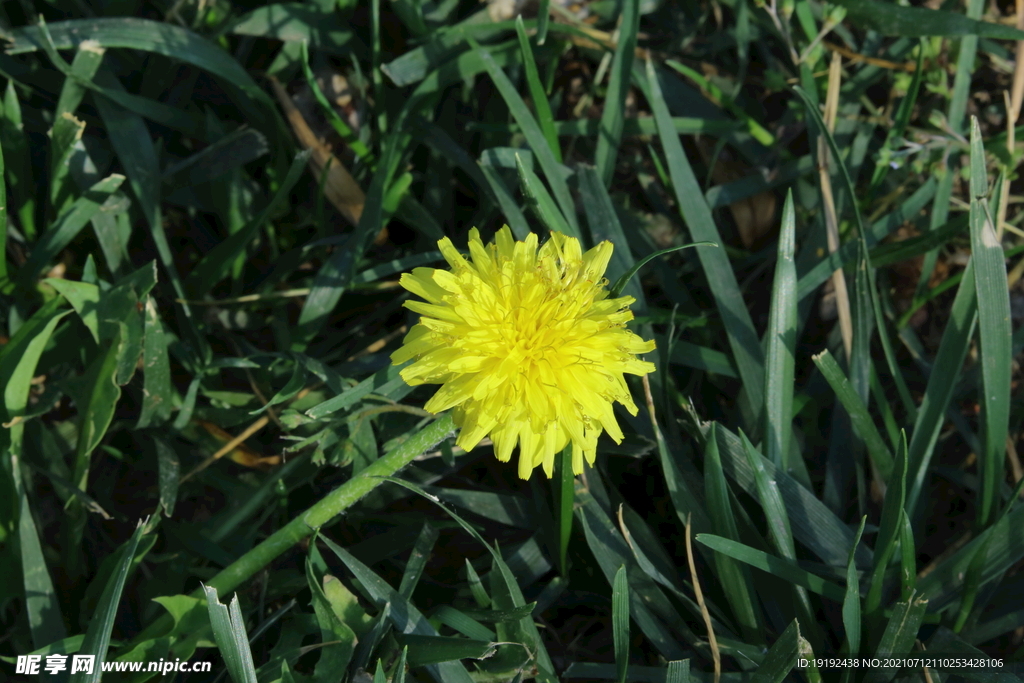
[132,413,456,643]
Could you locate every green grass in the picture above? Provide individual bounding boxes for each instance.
[1,0,1024,681]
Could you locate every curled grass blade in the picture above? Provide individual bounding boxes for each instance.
[609,241,716,299]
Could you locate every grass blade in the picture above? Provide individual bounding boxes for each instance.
[751,620,799,683]
[967,117,1012,527]
[703,423,763,642]
[843,517,867,657]
[515,152,575,238]
[740,431,821,645]
[379,477,558,682]
[15,174,125,288]
[203,587,258,683]
[690,418,873,568]
[764,191,798,476]
[71,520,146,683]
[514,16,560,164]
[186,151,309,296]
[865,432,908,619]
[695,534,846,601]
[576,164,644,307]
[613,565,630,683]
[647,58,765,430]
[905,259,977,514]
[864,594,928,683]
[812,349,894,480]
[470,39,578,235]
[594,0,639,186]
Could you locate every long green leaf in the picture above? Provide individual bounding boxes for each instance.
[751,620,799,683]
[696,534,845,601]
[703,423,762,642]
[647,58,765,429]
[865,432,908,618]
[470,39,578,235]
[613,565,630,683]
[764,191,797,475]
[71,521,146,683]
[830,0,1024,38]
[514,16,560,163]
[967,117,1012,527]
[813,350,894,480]
[594,0,639,186]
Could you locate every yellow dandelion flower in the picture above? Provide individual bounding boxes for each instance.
[391,226,656,480]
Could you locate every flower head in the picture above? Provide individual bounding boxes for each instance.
[391,227,656,479]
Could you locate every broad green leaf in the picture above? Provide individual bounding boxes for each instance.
[305,557,356,680]
[136,296,173,429]
[153,437,179,517]
[45,279,100,343]
[72,325,123,489]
